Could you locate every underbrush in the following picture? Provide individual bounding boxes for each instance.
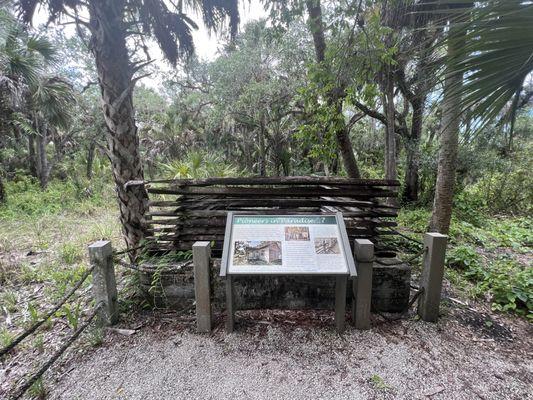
[399,208,532,319]
[0,174,113,220]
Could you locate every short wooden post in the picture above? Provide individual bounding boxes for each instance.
[225,276,235,333]
[335,276,347,333]
[88,240,118,326]
[193,241,212,333]
[417,233,447,322]
[352,239,374,330]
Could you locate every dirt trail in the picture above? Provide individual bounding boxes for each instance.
[48,306,532,400]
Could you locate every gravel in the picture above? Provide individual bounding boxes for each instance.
[48,308,533,400]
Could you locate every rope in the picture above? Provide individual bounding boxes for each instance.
[114,257,142,271]
[112,245,145,257]
[10,303,103,400]
[377,287,425,322]
[373,247,426,266]
[387,228,424,246]
[0,266,94,358]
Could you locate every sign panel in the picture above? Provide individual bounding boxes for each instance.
[222,213,356,276]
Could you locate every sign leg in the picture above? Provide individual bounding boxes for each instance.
[225,276,235,333]
[335,276,347,333]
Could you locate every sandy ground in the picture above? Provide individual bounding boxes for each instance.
[47,304,533,400]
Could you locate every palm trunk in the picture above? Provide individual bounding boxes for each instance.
[88,1,148,253]
[35,126,49,189]
[306,0,360,178]
[402,98,424,202]
[429,26,465,234]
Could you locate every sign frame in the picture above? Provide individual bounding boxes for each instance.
[220,212,356,278]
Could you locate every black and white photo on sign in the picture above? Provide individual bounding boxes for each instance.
[233,241,282,265]
[314,237,340,254]
[284,226,310,241]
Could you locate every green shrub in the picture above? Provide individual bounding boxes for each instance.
[447,245,481,270]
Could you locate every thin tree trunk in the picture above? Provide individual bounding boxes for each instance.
[402,98,424,202]
[28,133,37,177]
[383,77,397,180]
[305,0,360,178]
[0,174,5,204]
[88,1,148,254]
[429,26,465,234]
[35,119,50,189]
[86,141,96,180]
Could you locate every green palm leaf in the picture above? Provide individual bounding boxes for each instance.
[434,0,533,128]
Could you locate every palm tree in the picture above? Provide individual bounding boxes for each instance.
[16,0,239,254]
[0,7,59,199]
[429,0,533,233]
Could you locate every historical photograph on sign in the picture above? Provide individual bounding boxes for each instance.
[233,241,282,265]
[284,226,310,241]
[314,237,340,254]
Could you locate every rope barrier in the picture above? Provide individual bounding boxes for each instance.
[10,302,103,400]
[387,228,424,246]
[0,266,95,358]
[114,257,143,271]
[373,247,426,266]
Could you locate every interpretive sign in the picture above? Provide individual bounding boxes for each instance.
[221,212,356,277]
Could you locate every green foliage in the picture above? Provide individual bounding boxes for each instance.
[370,374,392,391]
[59,242,83,265]
[61,302,82,330]
[0,175,111,220]
[0,326,14,348]
[466,256,532,316]
[28,377,47,399]
[161,151,241,179]
[447,245,481,270]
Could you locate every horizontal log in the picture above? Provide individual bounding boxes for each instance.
[146,176,400,187]
[146,186,397,198]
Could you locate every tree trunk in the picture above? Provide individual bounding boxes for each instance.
[402,98,424,203]
[28,133,37,177]
[429,26,465,234]
[86,141,96,180]
[35,121,50,189]
[88,1,148,253]
[0,174,5,204]
[305,0,360,178]
[383,77,397,181]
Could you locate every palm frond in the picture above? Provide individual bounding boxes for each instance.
[432,0,533,129]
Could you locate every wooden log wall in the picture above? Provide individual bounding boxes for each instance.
[143,176,400,256]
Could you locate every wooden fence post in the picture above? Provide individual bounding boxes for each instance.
[417,233,448,322]
[193,241,212,333]
[352,239,374,330]
[88,240,118,326]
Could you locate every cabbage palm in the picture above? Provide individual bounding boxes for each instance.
[0,8,59,200]
[429,0,533,233]
[16,0,239,253]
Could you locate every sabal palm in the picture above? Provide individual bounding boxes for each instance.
[442,0,533,126]
[15,0,240,253]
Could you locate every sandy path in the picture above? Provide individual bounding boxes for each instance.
[48,307,533,400]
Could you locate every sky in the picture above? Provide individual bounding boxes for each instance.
[29,0,268,89]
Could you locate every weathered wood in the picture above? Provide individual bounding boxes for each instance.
[147,176,401,187]
[225,276,235,333]
[147,186,397,197]
[335,276,347,333]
